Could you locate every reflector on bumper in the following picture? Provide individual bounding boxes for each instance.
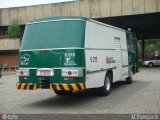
[61,69,83,77]
[17,69,30,76]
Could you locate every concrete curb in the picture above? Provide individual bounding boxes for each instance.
[2,72,16,76]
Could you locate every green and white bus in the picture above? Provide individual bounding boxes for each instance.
[16,16,138,96]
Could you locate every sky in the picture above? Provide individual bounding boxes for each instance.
[0,0,76,8]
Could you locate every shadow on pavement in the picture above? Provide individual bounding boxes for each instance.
[25,80,151,109]
[26,89,99,108]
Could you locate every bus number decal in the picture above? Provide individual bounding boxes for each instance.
[90,56,98,63]
[64,52,77,66]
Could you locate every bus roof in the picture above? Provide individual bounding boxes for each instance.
[28,16,88,24]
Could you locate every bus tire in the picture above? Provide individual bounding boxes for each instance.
[54,90,72,96]
[99,73,112,96]
[126,71,133,84]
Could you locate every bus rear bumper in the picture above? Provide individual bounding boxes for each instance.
[50,83,86,91]
[16,82,86,91]
[16,83,37,90]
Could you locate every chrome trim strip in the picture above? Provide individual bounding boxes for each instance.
[19,68,37,69]
[85,48,115,50]
[27,19,86,25]
[122,65,131,67]
[20,47,117,52]
[19,67,85,70]
[121,49,128,51]
[20,47,84,52]
[86,67,116,74]
[54,67,85,69]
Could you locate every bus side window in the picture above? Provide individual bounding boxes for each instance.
[126,33,132,51]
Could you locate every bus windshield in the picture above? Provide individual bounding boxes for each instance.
[20,20,86,50]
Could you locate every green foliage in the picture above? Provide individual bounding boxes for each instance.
[155,43,160,51]
[146,44,156,52]
[138,39,160,59]
[145,40,160,52]
[8,24,21,38]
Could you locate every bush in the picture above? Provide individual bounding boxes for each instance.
[8,24,21,38]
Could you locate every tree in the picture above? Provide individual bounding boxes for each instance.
[155,42,160,51]
[8,24,22,38]
[145,40,160,58]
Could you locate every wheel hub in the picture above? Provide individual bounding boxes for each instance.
[105,77,111,91]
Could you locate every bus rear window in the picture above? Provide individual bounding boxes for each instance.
[20,20,86,50]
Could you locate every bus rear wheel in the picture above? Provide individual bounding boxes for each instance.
[126,71,133,84]
[99,74,112,96]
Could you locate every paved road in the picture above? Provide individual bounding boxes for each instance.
[0,67,160,116]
